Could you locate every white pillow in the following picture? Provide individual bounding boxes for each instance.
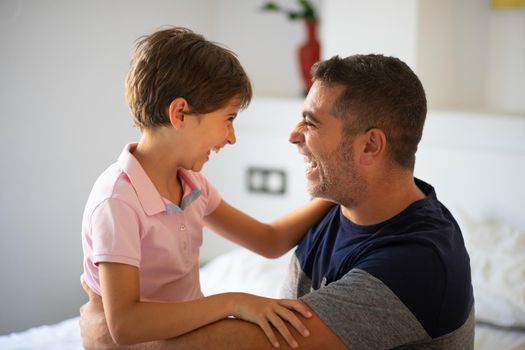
[200,248,293,298]
[460,213,525,328]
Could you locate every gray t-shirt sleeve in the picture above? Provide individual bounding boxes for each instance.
[300,268,429,350]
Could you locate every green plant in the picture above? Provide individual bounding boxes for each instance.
[261,0,318,21]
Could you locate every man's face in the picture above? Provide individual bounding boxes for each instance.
[289,81,366,207]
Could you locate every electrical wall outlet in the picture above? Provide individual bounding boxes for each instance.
[246,167,287,195]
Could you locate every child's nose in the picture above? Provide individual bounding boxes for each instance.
[227,126,236,145]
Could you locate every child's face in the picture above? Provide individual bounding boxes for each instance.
[184,97,241,172]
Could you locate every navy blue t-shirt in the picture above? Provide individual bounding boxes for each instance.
[295,178,474,338]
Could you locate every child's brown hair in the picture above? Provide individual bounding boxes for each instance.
[126,27,252,130]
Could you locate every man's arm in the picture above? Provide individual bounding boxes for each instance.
[159,311,348,350]
[80,304,347,350]
[80,277,347,350]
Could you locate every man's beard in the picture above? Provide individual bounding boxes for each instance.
[307,139,366,208]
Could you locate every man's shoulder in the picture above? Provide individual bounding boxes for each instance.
[299,268,429,349]
[299,268,474,350]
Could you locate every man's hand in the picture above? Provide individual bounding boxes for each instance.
[79,275,120,350]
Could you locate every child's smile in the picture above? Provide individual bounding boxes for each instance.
[186,97,241,172]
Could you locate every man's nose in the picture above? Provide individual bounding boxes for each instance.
[289,123,305,144]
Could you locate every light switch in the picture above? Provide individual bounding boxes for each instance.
[246,167,287,195]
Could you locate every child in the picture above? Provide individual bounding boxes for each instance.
[81,27,331,349]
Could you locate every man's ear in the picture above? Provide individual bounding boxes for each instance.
[360,128,386,166]
[167,97,188,129]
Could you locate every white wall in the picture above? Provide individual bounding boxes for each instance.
[321,0,419,68]
[486,8,525,114]
[415,0,490,110]
[418,0,525,113]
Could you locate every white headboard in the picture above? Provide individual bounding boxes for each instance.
[415,111,525,230]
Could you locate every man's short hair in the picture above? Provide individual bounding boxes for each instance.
[126,27,252,130]
[312,54,427,170]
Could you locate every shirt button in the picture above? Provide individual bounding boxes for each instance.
[183,241,188,250]
[180,224,186,231]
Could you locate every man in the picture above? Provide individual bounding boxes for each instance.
[80,54,474,349]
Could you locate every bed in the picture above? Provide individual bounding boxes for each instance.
[1,105,524,349]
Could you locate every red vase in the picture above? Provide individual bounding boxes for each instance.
[298,20,320,96]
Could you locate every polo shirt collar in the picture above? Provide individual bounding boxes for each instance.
[117,143,201,216]
[165,170,202,215]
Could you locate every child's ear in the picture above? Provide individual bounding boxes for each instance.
[167,98,188,129]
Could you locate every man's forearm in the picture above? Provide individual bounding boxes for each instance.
[167,318,265,349]
[136,313,346,350]
[128,319,265,350]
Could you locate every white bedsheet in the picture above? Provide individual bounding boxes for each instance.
[0,317,82,350]
[475,323,525,350]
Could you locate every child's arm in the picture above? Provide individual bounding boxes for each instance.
[99,262,312,348]
[204,198,334,258]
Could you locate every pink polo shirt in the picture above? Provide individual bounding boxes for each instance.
[82,143,221,302]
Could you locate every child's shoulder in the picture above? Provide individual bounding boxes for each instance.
[87,162,137,209]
